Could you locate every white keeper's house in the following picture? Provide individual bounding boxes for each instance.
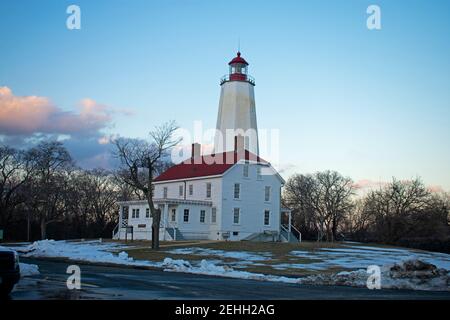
[113,52,300,242]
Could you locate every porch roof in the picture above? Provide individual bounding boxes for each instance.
[118,198,213,207]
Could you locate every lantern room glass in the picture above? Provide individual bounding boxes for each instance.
[230,63,247,75]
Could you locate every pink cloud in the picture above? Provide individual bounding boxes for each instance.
[353,179,388,190]
[0,86,127,137]
[427,185,444,193]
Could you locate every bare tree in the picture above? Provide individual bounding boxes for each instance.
[113,121,180,249]
[284,171,354,241]
[316,171,354,241]
[66,169,119,238]
[283,174,318,239]
[25,141,73,239]
[359,178,449,243]
[0,145,30,231]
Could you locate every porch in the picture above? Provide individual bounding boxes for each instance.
[113,198,213,241]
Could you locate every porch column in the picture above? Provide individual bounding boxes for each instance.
[117,205,122,239]
[163,203,168,241]
[118,205,122,227]
[288,210,292,242]
[288,211,292,231]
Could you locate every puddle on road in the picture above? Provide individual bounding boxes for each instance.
[11,277,123,300]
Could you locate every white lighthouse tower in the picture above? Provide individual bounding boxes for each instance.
[214,52,259,155]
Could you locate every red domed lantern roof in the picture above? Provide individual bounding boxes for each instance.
[228,52,249,65]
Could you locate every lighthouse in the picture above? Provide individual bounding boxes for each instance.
[214,52,259,155]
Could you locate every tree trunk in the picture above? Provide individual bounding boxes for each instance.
[152,208,161,250]
[40,218,47,240]
[331,219,337,241]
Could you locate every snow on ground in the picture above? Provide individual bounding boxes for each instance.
[9,240,157,268]
[161,257,449,291]
[300,259,449,291]
[7,240,450,291]
[0,245,40,277]
[161,258,298,284]
[19,263,40,277]
[283,245,450,271]
[167,247,271,268]
[0,245,15,252]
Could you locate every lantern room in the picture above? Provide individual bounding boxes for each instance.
[220,52,255,86]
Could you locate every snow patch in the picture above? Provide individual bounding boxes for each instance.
[161,257,298,284]
[167,247,271,261]
[118,251,133,261]
[19,263,40,277]
[0,245,14,252]
[9,240,156,267]
[299,259,450,291]
[8,240,450,291]
[289,245,450,271]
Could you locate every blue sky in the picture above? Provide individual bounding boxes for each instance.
[1,0,449,190]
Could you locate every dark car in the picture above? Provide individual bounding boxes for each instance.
[0,248,20,296]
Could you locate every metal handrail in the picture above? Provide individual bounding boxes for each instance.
[220,74,255,85]
[290,224,302,242]
[280,223,302,242]
[112,223,119,238]
[280,224,290,242]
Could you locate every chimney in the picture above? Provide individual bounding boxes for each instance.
[234,135,245,160]
[191,143,201,159]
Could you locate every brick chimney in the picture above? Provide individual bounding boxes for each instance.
[234,135,245,160]
[191,143,201,159]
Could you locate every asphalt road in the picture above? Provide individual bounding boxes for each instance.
[8,258,450,300]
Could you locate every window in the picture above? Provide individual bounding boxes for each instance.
[189,184,193,196]
[232,231,239,236]
[179,185,183,197]
[131,208,140,219]
[171,209,176,222]
[146,208,150,218]
[163,187,168,199]
[122,206,129,219]
[257,166,262,180]
[211,207,217,224]
[206,183,211,198]
[200,210,206,223]
[265,186,271,202]
[183,209,189,222]
[233,208,240,224]
[243,164,249,177]
[234,183,240,199]
[264,210,270,226]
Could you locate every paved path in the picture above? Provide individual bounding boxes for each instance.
[8,258,450,300]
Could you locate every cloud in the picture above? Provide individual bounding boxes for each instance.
[63,136,119,169]
[276,163,298,175]
[0,86,131,169]
[353,179,388,190]
[97,134,119,145]
[0,86,129,137]
[427,185,444,193]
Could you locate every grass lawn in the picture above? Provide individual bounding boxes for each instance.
[114,240,373,276]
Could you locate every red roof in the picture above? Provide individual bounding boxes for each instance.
[154,150,266,182]
[228,52,248,65]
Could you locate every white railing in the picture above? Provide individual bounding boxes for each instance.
[220,74,255,85]
[167,222,178,241]
[112,223,119,239]
[290,224,302,242]
[280,223,302,242]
